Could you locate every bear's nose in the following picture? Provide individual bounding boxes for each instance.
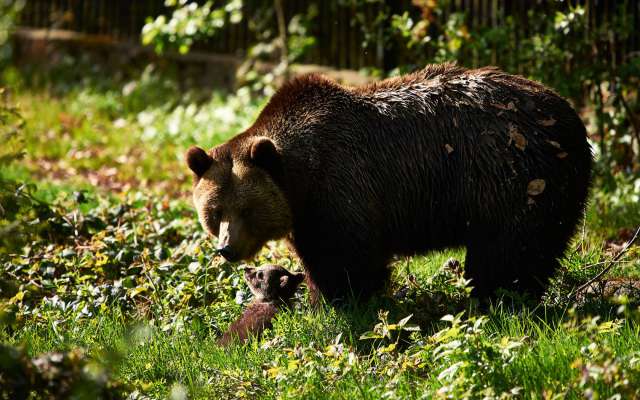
[217,245,236,261]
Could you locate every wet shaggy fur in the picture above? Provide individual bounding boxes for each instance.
[218,265,304,346]
[189,63,592,302]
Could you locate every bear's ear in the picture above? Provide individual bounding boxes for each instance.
[186,146,214,177]
[249,136,280,172]
[243,266,256,279]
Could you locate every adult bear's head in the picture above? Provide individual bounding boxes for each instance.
[186,136,292,262]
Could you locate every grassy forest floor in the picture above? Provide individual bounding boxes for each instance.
[1,66,640,399]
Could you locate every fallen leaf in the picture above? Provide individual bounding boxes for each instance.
[557,152,568,159]
[546,140,562,149]
[492,101,516,111]
[538,117,556,126]
[527,179,546,196]
[445,144,454,154]
[508,124,527,150]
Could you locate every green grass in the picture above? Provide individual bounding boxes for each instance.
[1,72,640,399]
[9,78,265,195]
[4,296,640,398]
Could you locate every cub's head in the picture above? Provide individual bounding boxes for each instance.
[244,264,305,303]
[186,136,292,262]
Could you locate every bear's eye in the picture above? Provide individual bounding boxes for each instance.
[257,271,264,280]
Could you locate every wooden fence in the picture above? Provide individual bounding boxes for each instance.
[17,0,640,71]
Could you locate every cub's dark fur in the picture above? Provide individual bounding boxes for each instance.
[218,265,304,346]
[189,64,592,303]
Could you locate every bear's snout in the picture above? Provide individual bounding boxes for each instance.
[217,220,240,261]
[217,245,237,261]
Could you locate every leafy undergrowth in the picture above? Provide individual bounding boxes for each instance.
[0,187,638,399]
[1,70,640,399]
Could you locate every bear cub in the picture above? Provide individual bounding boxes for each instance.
[218,264,304,346]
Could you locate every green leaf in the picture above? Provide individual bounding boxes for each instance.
[359,331,383,340]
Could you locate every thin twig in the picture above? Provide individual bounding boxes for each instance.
[580,259,632,270]
[569,225,640,300]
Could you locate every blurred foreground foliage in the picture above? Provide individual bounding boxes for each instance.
[0,345,128,399]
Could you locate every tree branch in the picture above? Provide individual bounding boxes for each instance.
[569,225,640,300]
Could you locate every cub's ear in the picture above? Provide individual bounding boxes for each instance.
[282,272,304,289]
[249,136,280,172]
[186,146,214,177]
[293,272,305,286]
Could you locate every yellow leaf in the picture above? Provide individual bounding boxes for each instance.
[130,286,147,298]
[378,343,396,354]
[570,358,583,369]
[538,117,556,126]
[287,359,299,371]
[527,179,546,196]
[546,140,562,149]
[95,253,109,267]
[508,124,527,151]
[445,144,454,154]
[267,366,281,378]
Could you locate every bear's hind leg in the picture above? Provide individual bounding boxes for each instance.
[464,240,509,300]
[512,225,573,300]
[514,256,560,300]
[465,233,563,302]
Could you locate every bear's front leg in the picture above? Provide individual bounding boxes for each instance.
[301,252,391,305]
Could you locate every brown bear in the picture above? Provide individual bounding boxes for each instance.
[218,264,304,346]
[187,63,592,302]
